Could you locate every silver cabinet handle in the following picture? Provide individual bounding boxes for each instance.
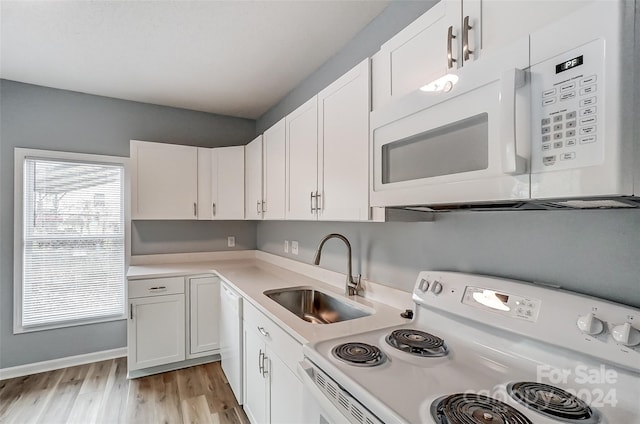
[258,349,264,374]
[148,286,167,292]
[315,191,321,213]
[462,15,473,62]
[257,326,269,337]
[262,200,266,212]
[262,354,268,377]
[447,25,457,69]
[256,200,261,214]
[310,191,316,213]
[193,202,197,217]
[212,202,216,216]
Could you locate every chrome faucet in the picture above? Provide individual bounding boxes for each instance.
[313,233,362,296]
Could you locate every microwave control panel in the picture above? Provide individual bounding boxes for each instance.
[531,39,604,173]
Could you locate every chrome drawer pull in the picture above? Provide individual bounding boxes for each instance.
[148,286,167,292]
[257,326,269,337]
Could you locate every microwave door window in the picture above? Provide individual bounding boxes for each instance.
[382,113,489,184]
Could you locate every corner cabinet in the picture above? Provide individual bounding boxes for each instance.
[243,302,303,424]
[245,120,286,221]
[187,275,220,357]
[197,146,245,220]
[131,140,198,219]
[132,140,245,220]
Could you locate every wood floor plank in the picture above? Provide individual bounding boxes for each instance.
[177,365,207,400]
[125,372,155,424]
[150,372,183,424]
[35,364,91,424]
[1,359,249,424]
[0,368,65,422]
[181,394,214,424]
[78,359,112,395]
[201,362,238,414]
[96,357,128,424]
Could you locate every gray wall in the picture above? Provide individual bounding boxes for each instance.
[256,0,437,133]
[257,212,640,308]
[0,80,257,368]
[255,1,640,309]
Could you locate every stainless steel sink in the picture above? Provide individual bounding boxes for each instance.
[264,287,371,324]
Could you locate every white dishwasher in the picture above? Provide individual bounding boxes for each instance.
[220,282,243,404]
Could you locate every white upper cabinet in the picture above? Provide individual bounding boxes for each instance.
[285,96,319,220]
[318,59,370,221]
[245,135,263,220]
[372,1,453,110]
[372,0,591,110]
[198,146,245,220]
[262,118,286,220]
[131,140,198,220]
[479,0,591,57]
[284,59,371,222]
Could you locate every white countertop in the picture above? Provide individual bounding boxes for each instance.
[127,251,413,345]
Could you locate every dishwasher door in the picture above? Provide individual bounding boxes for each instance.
[220,282,243,404]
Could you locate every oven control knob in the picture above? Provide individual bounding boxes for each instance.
[577,313,604,335]
[430,281,443,295]
[611,322,640,346]
[418,279,430,292]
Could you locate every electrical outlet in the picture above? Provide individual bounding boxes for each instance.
[227,236,235,248]
[291,241,299,255]
[284,240,289,253]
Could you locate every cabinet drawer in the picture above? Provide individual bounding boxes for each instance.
[244,302,303,373]
[128,276,185,298]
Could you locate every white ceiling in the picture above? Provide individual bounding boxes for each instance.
[0,1,389,119]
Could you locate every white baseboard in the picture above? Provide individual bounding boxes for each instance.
[0,347,127,380]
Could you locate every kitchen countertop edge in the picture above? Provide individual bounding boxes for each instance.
[127,251,413,345]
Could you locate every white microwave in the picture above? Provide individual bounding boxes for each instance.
[370,1,638,210]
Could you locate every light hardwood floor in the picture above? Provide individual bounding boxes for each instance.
[0,358,249,424]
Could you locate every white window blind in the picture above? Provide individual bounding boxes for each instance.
[21,157,125,329]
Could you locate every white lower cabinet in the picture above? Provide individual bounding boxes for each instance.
[188,275,221,357]
[127,277,186,371]
[243,302,303,424]
[127,274,220,375]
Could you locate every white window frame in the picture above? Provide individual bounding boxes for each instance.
[14,148,131,334]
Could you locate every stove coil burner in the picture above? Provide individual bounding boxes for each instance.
[331,342,386,367]
[432,393,532,424]
[507,382,599,423]
[386,329,448,357]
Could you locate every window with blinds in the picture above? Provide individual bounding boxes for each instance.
[19,155,126,330]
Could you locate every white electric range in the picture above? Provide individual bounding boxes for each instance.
[299,271,640,424]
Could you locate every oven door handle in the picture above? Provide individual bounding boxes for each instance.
[499,68,527,175]
[297,359,352,424]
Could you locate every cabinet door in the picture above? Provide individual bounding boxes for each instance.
[243,326,268,424]
[131,140,198,219]
[477,0,590,58]
[189,276,220,356]
[245,135,263,220]
[372,1,453,110]
[128,294,185,371]
[197,147,213,220]
[285,96,318,220]
[212,146,245,220]
[318,59,370,221]
[269,351,303,424]
[262,118,286,220]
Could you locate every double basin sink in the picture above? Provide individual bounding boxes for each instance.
[264,287,371,324]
